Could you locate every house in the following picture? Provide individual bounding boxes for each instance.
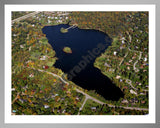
[62,109,66,113]
[126,62,130,65]
[29,73,34,78]
[29,46,31,51]
[135,69,139,72]
[145,85,149,88]
[140,92,145,95]
[20,45,24,48]
[131,98,138,103]
[143,70,147,72]
[135,46,138,49]
[91,107,96,110]
[141,101,146,104]
[61,98,65,101]
[104,62,111,67]
[120,37,125,40]
[22,85,28,90]
[130,89,137,95]
[114,51,117,56]
[25,60,32,64]
[120,46,124,49]
[44,105,50,109]
[116,75,121,79]
[12,110,16,113]
[43,65,49,69]
[19,99,24,103]
[40,56,47,60]
[13,34,17,37]
[144,48,147,50]
[39,90,43,93]
[144,57,147,62]
[140,65,144,68]
[55,94,59,96]
[123,86,128,89]
[122,40,125,44]
[132,56,136,59]
[121,99,128,104]
[48,20,51,24]
[76,97,80,101]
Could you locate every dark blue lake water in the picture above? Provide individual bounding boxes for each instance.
[42,24,124,101]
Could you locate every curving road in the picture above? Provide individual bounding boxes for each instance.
[36,68,69,85]
[12,92,20,104]
[32,68,148,112]
[126,79,138,91]
[119,51,128,66]
[12,11,41,24]
[133,51,142,72]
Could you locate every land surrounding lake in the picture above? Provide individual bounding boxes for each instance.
[42,24,124,101]
[11,11,149,115]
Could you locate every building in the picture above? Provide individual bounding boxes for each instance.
[130,89,137,95]
[144,57,147,61]
[43,65,49,69]
[29,73,34,78]
[116,75,121,79]
[121,99,128,104]
[44,105,50,109]
[114,51,117,56]
[104,62,111,67]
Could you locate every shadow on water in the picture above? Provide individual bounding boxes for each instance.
[42,24,124,101]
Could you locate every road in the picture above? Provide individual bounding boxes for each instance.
[76,89,105,105]
[35,68,105,104]
[126,79,138,91]
[12,11,41,24]
[119,51,128,66]
[12,92,20,104]
[36,68,69,85]
[78,96,89,115]
[12,11,71,24]
[27,67,148,113]
[133,51,142,72]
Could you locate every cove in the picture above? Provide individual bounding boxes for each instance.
[42,24,124,101]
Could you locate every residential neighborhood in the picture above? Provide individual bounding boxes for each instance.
[12,11,149,115]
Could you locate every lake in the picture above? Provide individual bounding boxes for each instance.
[42,24,124,101]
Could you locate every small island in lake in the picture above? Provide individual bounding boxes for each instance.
[63,47,72,53]
[60,27,68,33]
